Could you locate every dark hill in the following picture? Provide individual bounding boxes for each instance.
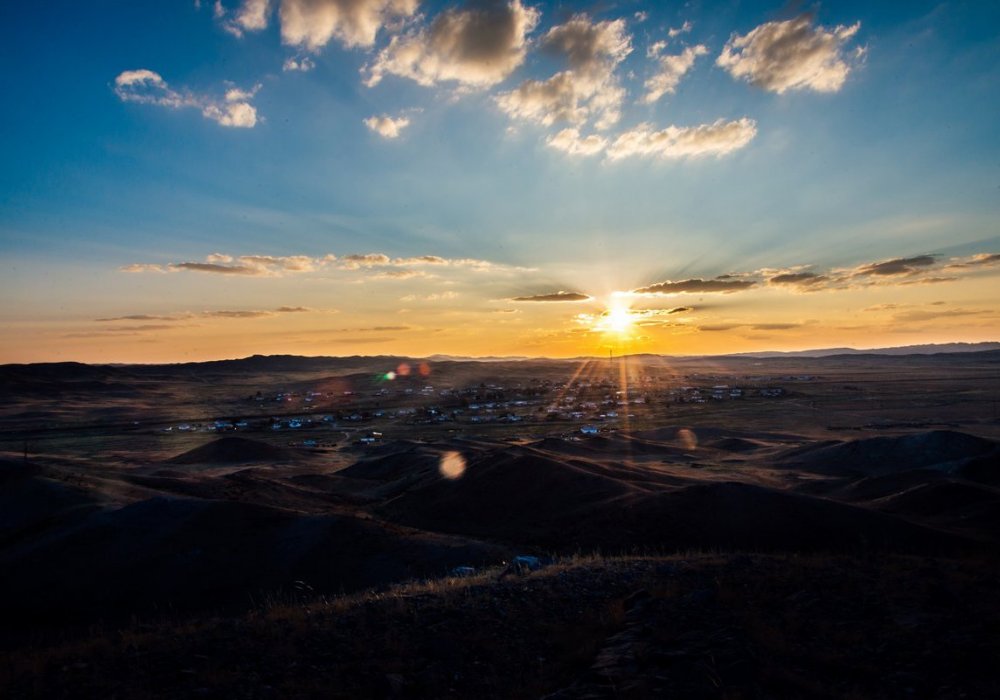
[379,448,968,554]
[0,495,508,627]
[778,430,999,476]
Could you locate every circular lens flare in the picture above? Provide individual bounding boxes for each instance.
[439,451,466,480]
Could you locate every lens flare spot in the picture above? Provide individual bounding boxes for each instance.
[397,362,411,376]
[677,428,698,450]
[419,362,432,377]
[439,451,466,480]
[385,371,396,380]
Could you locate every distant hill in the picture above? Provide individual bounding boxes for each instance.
[725,342,1000,358]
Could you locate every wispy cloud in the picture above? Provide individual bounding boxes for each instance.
[114,69,260,128]
[633,252,1000,297]
[606,118,757,160]
[717,13,862,94]
[511,291,591,302]
[633,278,756,294]
[642,44,707,104]
[122,252,533,281]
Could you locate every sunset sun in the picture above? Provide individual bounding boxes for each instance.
[600,304,635,336]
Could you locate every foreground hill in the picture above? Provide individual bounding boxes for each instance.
[4,553,999,699]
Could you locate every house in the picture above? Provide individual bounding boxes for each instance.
[580,425,599,435]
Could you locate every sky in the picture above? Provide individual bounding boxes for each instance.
[1,0,998,363]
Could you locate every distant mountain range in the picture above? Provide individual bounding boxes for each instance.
[3,343,1000,374]
[723,342,1000,358]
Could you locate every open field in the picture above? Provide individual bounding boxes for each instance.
[1,351,999,697]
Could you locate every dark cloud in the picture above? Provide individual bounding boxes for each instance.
[768,271,828,286]
[95,314,184,322]
[750,323,800,330]
[633,278,755,294]
[275,306,311,313]
[512,291,591,302]
[170,262,260,275]
[856,255,937,277]
[202,310,273,318]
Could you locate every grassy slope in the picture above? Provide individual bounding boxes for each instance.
[4,552,999,699]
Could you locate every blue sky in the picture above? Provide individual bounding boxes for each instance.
[1,1,998,362]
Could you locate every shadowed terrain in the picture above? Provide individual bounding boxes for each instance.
[1,352,999,697]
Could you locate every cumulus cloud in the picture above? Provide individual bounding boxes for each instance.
[497,14,630,130]
[642,44,707,103]
[605,118,757,160]
[633,278,756,294]
[364,113,411,138]
[365,0,538,88]
[282,56,316,71]
[717,13,861,93]
[280,0,418,51]
[511,291,591,302]
[114,69,260,128]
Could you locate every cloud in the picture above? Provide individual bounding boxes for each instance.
[217,0,272,37]
[545,128,607,156]
[633,278,756,294]
[202,310,274,318]
[511,291,591,302]
[280,0,418,51]
[282,56,316,71]
[768,271,829,287]
[96,307,316,323]
[95,314,188,322]
[340,253,392,268]
[605,118,757,160]
[642,44,707,103]
[496,14,631,130]
[400,291,458,301]
[121,263,169,273]
[717,13,861,94]
[668,21,692,38]
[114,69,260,128]
[855,255,937,277]
[365,0,539,88]
[944,252,1000,270]
[171,262,261,274]
[122,251,531,278]
[364,113,411,138]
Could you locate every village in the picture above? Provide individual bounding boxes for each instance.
[156,370,794,445]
